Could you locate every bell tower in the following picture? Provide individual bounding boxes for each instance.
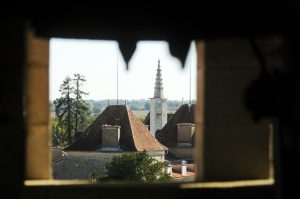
[150,59,167,136]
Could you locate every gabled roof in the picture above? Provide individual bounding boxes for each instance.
[155,104,195,147]
[66,105,167,152]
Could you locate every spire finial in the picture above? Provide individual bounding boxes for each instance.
[158,59,160,68]
[153,59,164,98]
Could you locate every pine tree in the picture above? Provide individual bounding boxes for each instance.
[54,76,74,145]
[73,74,91,134]
[52,74,92,146]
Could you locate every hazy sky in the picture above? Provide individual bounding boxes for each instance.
[49,39,197,101]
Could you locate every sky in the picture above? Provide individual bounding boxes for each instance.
[49,39,197,101]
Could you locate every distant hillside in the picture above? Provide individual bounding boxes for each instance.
[50,99,196,117]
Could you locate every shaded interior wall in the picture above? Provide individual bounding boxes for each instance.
[0,17,284,199]
[196,38,279,181]
[23,184,276,199]
[0,19,26,199]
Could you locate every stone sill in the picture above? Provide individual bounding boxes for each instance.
[24,178,274,189]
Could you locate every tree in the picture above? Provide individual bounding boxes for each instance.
[54,76,74,145]
[91,151,172,183]
[52,74,92,146]
[51,117,68,147]
[73,74,91,134]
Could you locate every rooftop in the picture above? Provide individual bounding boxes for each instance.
[66,105,167,152]
[155,104,195,147]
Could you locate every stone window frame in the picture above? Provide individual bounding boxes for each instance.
[24,28,277,194]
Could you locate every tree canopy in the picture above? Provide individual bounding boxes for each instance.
[91,151,171,183]
[52,74,92,146]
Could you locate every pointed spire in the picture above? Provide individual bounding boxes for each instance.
[153,59,164,98]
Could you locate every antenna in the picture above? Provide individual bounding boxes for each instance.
[116,50,119,105]
[189,54,192,105]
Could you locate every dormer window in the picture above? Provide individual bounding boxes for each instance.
[177,123,195,147]
[101,124,121,151]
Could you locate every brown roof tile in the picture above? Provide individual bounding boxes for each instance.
[128,109,167,151]
[171,171,196,179]
[66,105,167,152]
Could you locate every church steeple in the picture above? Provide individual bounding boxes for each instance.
[153,59,164,98]
[150,59,168,136]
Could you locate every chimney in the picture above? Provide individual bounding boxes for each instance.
[177,123,195,147]
[166,161,172,175]
[181,160,187,176]
[101,124,121,151]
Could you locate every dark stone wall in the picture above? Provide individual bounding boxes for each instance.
[0,19,25,199]
[0,3,299,198]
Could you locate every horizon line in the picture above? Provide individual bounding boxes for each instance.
[49,98,197,101]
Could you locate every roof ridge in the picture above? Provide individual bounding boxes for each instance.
[125,106,139,151]
[127,107,167,151]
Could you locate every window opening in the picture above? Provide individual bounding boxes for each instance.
[49,39,197,183]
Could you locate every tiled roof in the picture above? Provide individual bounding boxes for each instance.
[171,171,196,180]
[128,109,167,151]
[155,104,195,147]
[66,105,167,152]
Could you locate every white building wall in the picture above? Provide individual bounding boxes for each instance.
[150,98,167,136]
[150,98,156,135]
[161,98,168,129]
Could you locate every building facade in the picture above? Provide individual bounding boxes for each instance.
[53,105,167,179]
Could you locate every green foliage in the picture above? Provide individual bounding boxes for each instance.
[138,115,146,122]
[51,117,68,147]
[52,74,92,146]
[53,76,74,145]
[73,74,91,133]
[93,151,171,183]
[90,171,103,181]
